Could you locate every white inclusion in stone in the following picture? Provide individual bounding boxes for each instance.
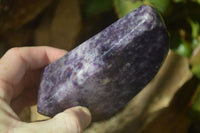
[76,65,87,85]
[54,84,69,103]
[107,64,112,69]
[72,101,79,106]
[102,78,111,85]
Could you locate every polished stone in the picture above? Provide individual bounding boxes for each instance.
[37,5,169,121]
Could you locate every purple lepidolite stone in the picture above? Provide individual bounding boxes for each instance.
[37,5,169,121]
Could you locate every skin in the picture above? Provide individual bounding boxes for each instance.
[0,46,91,133]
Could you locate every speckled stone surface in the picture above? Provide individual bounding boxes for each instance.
[37,5,169,121]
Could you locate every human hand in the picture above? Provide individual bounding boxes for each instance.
[0,46,91,133]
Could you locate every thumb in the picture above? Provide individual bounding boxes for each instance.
[16,106,91,133]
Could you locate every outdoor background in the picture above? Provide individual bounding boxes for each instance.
[1,0,200,132]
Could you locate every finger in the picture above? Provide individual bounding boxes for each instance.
[0,46,66,86]
[11,69,44,114]
[0,46,67,100]
[15,106,91,133]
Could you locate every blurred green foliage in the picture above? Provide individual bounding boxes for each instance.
[114,0,171,17]
[114,0,144,18]
[80,0,113,18]
[148,0,171,15]
[190,85,200,122]
[176,40,193,57]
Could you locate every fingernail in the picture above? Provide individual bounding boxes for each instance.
[61,49,68,53]
[76,106,92,128]
[81,107,91,117]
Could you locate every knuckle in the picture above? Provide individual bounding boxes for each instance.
[6,48,20,56]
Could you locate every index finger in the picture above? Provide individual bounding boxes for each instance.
[0,46,67,101]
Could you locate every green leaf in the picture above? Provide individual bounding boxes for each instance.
[148,0,171,15]
[188,18,200,39]
[192,38,199,49]
[173,0,185,3]
[192,65,200,79]
[196,0,200,5]
[175,40,192,57]
[81,0,113,17]
[114,0,171,18]
[190,45,200,78]
[114,0,144,18]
